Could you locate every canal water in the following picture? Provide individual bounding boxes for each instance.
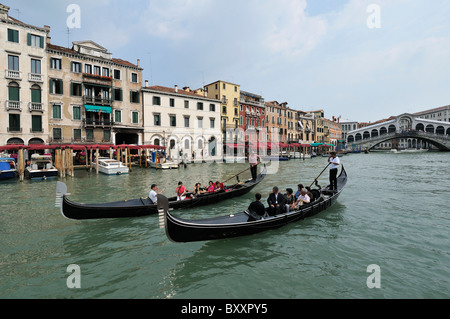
[0,152,448,299]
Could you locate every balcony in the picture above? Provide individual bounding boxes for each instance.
[83,118,114,128]
[29,73,43,83]
[239,97,265,107]
[6,100,22,111]
[83,96,112,106]
[82,73,113,86]
[29,102,44,112]
[5,69,21,80]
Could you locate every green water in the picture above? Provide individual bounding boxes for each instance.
[0,152,448,299]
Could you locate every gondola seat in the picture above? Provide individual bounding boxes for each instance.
[245,210,263,221]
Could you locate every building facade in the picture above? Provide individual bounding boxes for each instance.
[239,90,266,145]
[46,40,143,146]
[142,85,222,162]
[0,4,50,146]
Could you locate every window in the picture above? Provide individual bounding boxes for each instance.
[73,106,81,120]
[184,100,189,109]
[52,104,62,119]
[70,82,81,97]
[31,59,41,74]
[154,114,161,126]
[197,117,203,129]
[85,64,92,74]
[222,106,227,114]
[102,68,110,77]
[94,66,101,75]
[73,129,82,141]
[170,98,175,107]
[53,128,62,140]
[71,62,82,73]
[86,129,94,141]
[210,118,215,129]
[130,91,140,103]
[27,33,44,48]
[184,116,190,128]
[9,114,20,132]
[114,110,122,123]
[131,73,138,83]
[103,130,111,141]
[209,104,215,112]
[113,88,122,101]
[30,85,41,103]
[29,115,42,132]
[8,83,20,101]
[50,79,63,94]
[223,83,226,89]
[132,111,139,124]
[8,29,19,43]
[152,96,161,105]
[8,55,19,71]
[50,58,62,70]
[197,102,204,110]
[170,115,176,127]
[113,69,121,80]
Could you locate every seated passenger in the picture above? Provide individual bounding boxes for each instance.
[267,186,286,216]
[305,186,315,202]
[207,181,216,193]
[248,193,266,217]
[215,181,225,191]
[176,181,187,201]
[293,188,310,208]
[295,184,304,200]
[193,183,206,196]
[284,188,295,212]
[148,184,164,204]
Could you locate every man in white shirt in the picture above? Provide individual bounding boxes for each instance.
[248,150,260,180]
[149,184,164,204]
[328,152,340,191]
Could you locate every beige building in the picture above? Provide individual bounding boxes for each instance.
[204,80,240,143]
[47,40,143,146]
[142,85,222,162]
[0,4,50,146]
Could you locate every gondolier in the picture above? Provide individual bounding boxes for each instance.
[248,150,260,180]
[328,152,340,191]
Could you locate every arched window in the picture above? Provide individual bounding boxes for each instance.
[436,126,445,135]
[8,81,20,101]
[31,84,42,103]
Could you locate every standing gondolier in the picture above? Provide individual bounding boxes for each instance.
[328,152,340,191]
[248,150,260,181]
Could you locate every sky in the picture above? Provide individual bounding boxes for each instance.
[3,0,450,122]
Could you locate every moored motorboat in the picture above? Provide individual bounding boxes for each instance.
[159,166,347,243]
[148,160,180,169]
[94,157,129,175]
[56,165,267,220]
[0,158,17,180]
[26,154,58,180]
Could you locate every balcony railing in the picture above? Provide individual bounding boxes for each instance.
[83,96,112,106]
[29,102,43,112]
[6,100,22,111]
[28,73,43,82]
[5,69,21,80]
[83,119,114,128]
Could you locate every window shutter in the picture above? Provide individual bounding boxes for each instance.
[27,33,31,46]
[119,89,123,101]
[39,36,44,48]
[49,79,53,94]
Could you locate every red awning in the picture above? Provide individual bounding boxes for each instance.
[27,144,58,151]
[300,144,311,147]
[0,144,27,151]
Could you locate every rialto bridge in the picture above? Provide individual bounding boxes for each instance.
[347,113,450,151]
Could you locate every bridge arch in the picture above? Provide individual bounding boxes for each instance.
[380,127,387,135]
[425,124,434,133]
[371,129,379,138]
[447,128,450,136]
[355,133,362,141]
[436,126,445,135]
[363,131,370,140]
[388,125,396,133]
[348,135,354,143]
[416,123,424,131]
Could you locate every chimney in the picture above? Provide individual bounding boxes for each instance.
[137,59,140,67]
[175,85,178,93]
[145,80,149,87]
[46,36,52,45]
[0,4,10,19]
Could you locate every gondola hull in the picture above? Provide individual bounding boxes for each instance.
[57,167,266,220]
[161,166,347,243]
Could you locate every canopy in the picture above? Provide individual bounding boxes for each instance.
[84,105,112,114]
[310,143,323,147]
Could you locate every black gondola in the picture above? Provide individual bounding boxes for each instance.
[159,166,347,243]
[55,166,267,220]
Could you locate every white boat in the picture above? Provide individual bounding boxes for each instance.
[26,154,59,180]
[147,159,179,169]
[0,158,17,180]
[94,157,129,175]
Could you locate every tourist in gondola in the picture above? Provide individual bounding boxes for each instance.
[328,152,340,191]
[293,188,310,209]
[305,186,315,202]
[215,181,225,191]
[148,184,164,204]
[193,183,206,196]
[207,181,216,192]
[295,184,304,200]
[176,181,187,201]
[284,188,295,212]
[248,193,266,217]
[267,186,286,216]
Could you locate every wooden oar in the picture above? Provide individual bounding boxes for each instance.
[222,167,251,184]
[309,163,331,188]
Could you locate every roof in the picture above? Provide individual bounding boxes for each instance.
[143,85,221,102]
[47,44,140,69]
[414,105,450,116]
